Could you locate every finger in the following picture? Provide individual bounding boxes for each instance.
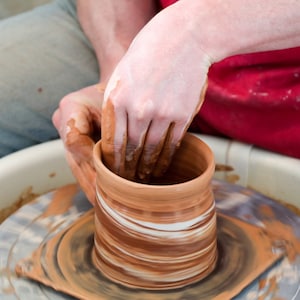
[152,122,187,178]
[136,120,172,181]
[119,109,153,180]
[65,120,95,162]
[53,84,103,142]
[151,81,209,178]
[123,125,151,181]
[54,101,97,161]
[101,99,127,176]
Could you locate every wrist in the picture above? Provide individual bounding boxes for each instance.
[171,0,237,63]
[98,45,127,83]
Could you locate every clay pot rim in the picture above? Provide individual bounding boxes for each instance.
[93,134,215,190]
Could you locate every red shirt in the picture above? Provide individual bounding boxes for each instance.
[159,0,300,158]
[160,0,176,7]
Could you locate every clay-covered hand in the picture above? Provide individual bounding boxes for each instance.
[52,84,104,205]
[101,7,212,181]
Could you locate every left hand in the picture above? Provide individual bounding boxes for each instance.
[52,84,104,205]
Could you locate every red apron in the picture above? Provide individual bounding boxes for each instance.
[159,0,300,158]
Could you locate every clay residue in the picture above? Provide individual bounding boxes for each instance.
[248,185,300,216]
[214,214,283,300]
[225,174,240,184]
[100,99,119,175]
[276,200,300,216]
[258,204,300,263]
[0,186,38,224]
[215,164,234,172]
[2,288,14,295]
[0,184,80,224]
[42,184,80,218]
[215,164,240,184]
[258,276,281,300]
[48,172,56,178]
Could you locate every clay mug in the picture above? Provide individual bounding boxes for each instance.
[92,133,217,290]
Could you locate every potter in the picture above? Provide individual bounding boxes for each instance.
[93,133,218,289]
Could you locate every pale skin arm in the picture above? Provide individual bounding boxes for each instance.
[102,0,300,180]
[182,0,300,60]
[77,0,158,81]
[52,0,157,204]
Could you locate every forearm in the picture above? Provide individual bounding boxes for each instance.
[77,0,158,81]
[166,0,300,63]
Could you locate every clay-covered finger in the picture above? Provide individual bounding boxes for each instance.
[152,122,187,178]
[136,120,173,181]
[101,99,127,176]
[123,116,151,181]
[149,82,209,178]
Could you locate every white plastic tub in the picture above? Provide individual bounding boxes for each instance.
[0,140,75,210]
[0,135,299,211]
[200,134,300,209]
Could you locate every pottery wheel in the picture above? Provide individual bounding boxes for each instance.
[1,180,300,299]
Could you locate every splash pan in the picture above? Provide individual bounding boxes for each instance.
[15,211,281,300]
[1,181,300,299]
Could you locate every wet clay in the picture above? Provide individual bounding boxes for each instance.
[42,184,79,218]
[93,133,218,289]
[0,184,80,224]
[0,186,38,224]
[15,212,282,300]
[258,204,300,263]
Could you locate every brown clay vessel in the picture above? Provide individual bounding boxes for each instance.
[92,133,217,290]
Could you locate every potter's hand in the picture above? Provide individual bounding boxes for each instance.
[52,84,104,205]
[101,6,212,181]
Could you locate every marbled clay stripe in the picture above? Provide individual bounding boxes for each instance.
[93,133,218,289]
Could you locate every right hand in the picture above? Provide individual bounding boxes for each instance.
[101,5,212,182]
